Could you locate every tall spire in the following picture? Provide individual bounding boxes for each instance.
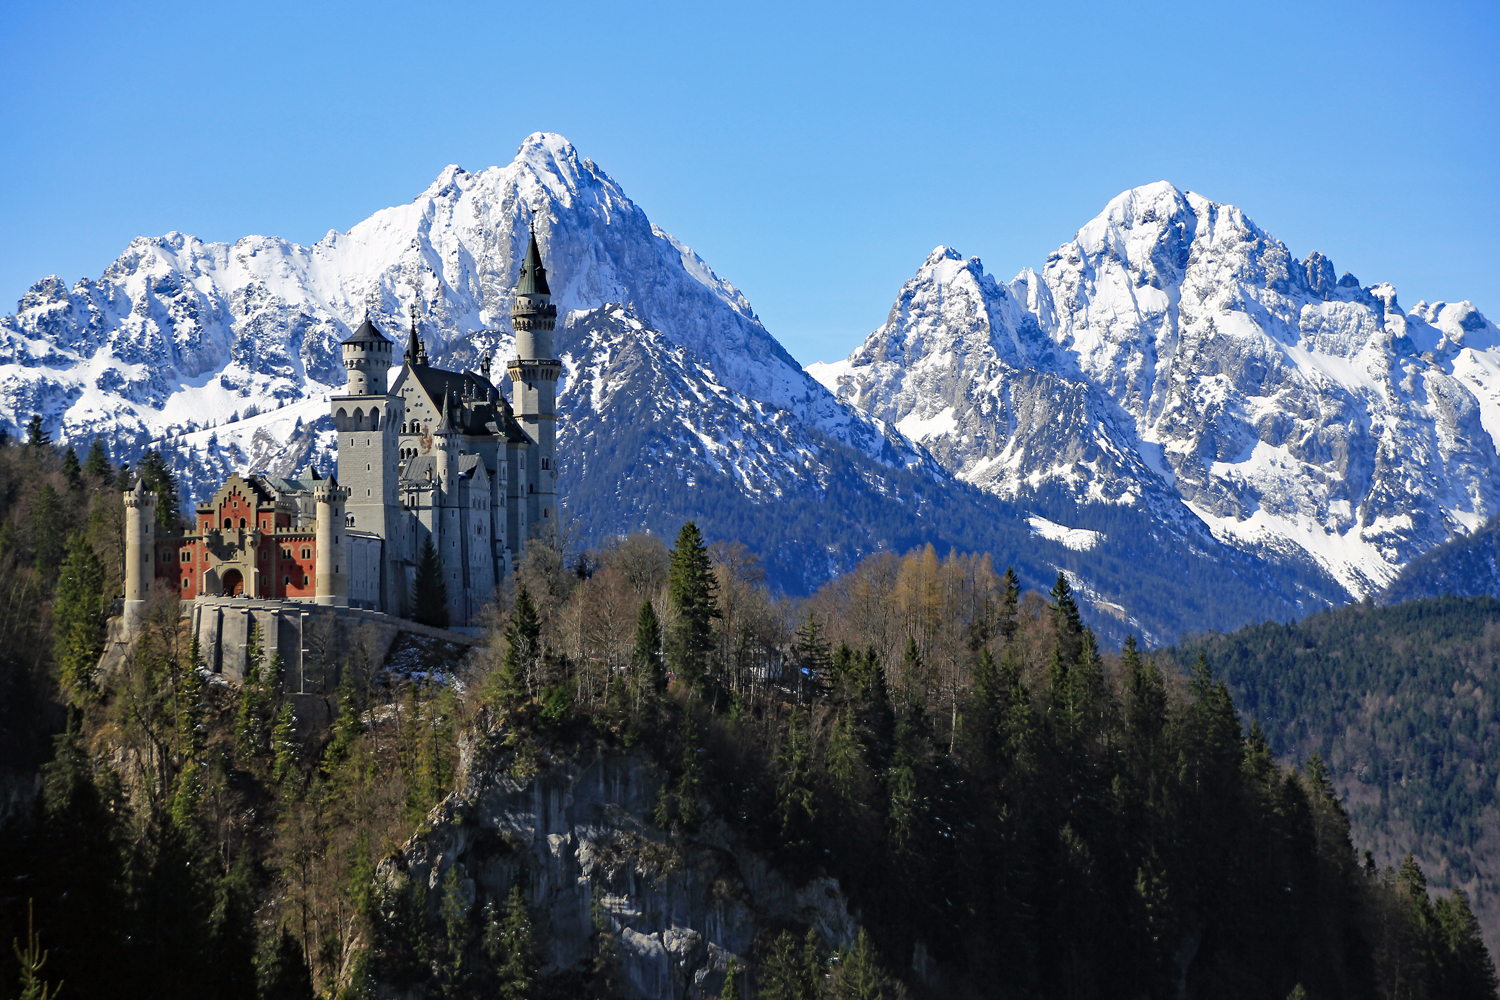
[516,226,550,297]
[437,387,456,432]
[407,303,421,366]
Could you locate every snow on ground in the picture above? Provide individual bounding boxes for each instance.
[805,359,849,395]
[1183,500,1400,597]
[896,405,959,443]
[1026,515,1104,552]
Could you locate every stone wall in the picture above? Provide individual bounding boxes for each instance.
[187,596,483,691]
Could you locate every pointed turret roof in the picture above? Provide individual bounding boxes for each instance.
[437,387,457,433]
[406,306,421,364]
[342,312,393,345]
[515,228,550,297]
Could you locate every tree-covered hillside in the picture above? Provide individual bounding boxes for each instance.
[1382,516,1500,606]
[1165,598,1500,962]
[0,426,1494,999]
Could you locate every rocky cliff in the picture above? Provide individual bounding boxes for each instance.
[814,183,1500,598]
[385,742,859,999]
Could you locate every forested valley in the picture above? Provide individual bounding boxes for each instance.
[0,425,1495,1000]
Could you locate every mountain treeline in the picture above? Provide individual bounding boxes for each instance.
[1164,597,1500,965]
[0,426,1495,999]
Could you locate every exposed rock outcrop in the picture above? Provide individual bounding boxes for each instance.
[382,741,858,999]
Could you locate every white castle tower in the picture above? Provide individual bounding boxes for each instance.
[331,314,408,613]
[508,229,559,534]
[123,476,158,629]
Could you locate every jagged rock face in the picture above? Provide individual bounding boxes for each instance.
[815,182,1500,597]
[0,132,891,464]
[387,749,857,999]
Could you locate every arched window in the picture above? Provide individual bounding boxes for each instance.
[239,518,247,529]
[223,517,232,528]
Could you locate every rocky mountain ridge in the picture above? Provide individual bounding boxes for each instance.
[3,137,1490,630]
[812,182,1500,598]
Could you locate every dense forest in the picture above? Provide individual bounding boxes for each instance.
[0,424,1496,1000]
[1165,598,1500,962]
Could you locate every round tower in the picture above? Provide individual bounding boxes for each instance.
[511,229,557,360]
[341,314,394,395]
[123,477,157,631]
[508,228,560,536]
[434,388,459,491]
[314,480,349,606]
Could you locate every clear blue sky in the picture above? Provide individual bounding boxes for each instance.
[2,0,1495,365]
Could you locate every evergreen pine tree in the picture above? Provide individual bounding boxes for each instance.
[25,414,50,449]
[972,645,1001,750]
[833,928,889,1000]
[207,851,259,1000]
[793,613,832,698]
[998,644,1037,771]
[29,483,65,575]
[1434,887,1499,999]
[755,929,821,1000]
[632,598,665,696]
[412,536,449,628]
[438,866,473,999]
[52,533,107,706]
[11,899,63,1000]
[887,704,923,850]
[675,714,703,829]
[271,700,298,786]
[1050,571,1084,664]
[854,648,895,774]
[60,446,82,490]
[258,928,315,1000]
[84,437,112,483]
[495,885,535,1000]
[718,955,739,1000]
[1125,639,1168,781]
[235,624,270,762]
[999,566,1021,642]
[775,709,817,846]
[666,521,720,695]
[1069,627,1106,739]
[900,636,923,697]
[490,584,540,708]
[136,450,180,528]
[825,708,861,811]
[323,668,365,773]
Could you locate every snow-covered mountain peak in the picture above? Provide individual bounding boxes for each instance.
[823,182,1500,598]
[1,131,909,500]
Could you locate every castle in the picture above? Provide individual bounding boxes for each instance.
[123,231,561,636]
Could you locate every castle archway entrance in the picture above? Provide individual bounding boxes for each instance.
[221,569,244,597]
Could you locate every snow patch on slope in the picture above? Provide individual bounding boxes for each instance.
[1026,515,1104,552]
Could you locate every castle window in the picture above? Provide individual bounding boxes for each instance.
[181,551,190,562]
[284,576,290,587]
[183,578,189,589]
[303,574,309,585]
[223,517,232,528]
[302,548,311,559]
[240,518,247,529]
